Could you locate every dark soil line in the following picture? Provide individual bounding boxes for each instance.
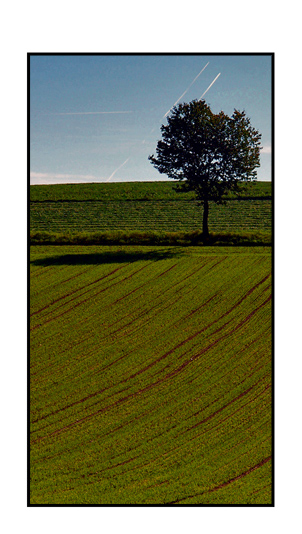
[110,280,148,305]
[30,262,153,330]
[30,265,55,278]
[211,435,271,477]
[250,483,271,497]
[205,256,227,272]
[118,286,229,381]
[31,386,110,425]
[185,293,219,319]
[122,333,200,382]
[181,358,268,430]
[30,264,127,317]
[103,295,181,341]
[31,380,134,433]
[214,273,271,323]
[106,260,215,329]
[160,295,271,384]
[231,295,271,333]
[85,455,139,477]
[183,382,271,445]
[167,456,271,504]
[110,264,212,326]
[101,405,159,440]
[186,384,256,432]
[89,290,182,355]
[155,263,178,278]
[173,255,218,282]
[108,259,214,325]
[184,334,260,387]
[96,265,181,331]
[171,273,270,352]
[30,333,94,379]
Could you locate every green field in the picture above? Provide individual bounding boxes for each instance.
[30,180,272,202]
[30,245,272,504]
[30,181,272,237]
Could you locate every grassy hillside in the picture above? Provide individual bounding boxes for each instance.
[30,181,272,241]
[30,245,272,504]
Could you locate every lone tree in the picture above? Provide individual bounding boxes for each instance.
[149,100,262,239]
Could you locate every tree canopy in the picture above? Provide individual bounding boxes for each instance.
[149,99,262,238]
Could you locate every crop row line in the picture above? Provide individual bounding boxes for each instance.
[166,456,271,504]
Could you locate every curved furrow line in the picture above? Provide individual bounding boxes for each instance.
[178,360,269,432]
[30,265,55,278]
[167,456,271,504]
[210,435,271,477]
[96,257,221,330]
[206,418,271,471]
[30,334,93,378]
[30,262,154,330]
[169,273,271,341]
[30,264,127,317]
[49,265,96,287]
[96,261,217,333]
[31,380,135,434]
[183,381,271,445]
[155,263,178,278]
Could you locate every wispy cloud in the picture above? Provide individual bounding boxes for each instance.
[261,145,271,154]
[30,172,107,184]
[48,111,133,116]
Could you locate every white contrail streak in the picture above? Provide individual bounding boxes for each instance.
[106,157,130,182]
[49,111,133,115]
[199,73,221,100]
[163,62,209,118]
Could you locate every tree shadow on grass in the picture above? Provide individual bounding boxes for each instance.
[31,248,182,266]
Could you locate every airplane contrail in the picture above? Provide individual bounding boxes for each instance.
[106,157,130,182]
[163,62,209,118]
[199,73,221,100]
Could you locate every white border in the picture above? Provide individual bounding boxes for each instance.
[3,1,301,532]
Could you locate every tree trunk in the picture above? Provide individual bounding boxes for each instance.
[203,199,209,239]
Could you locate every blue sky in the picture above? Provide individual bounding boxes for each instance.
[30,54,272,184]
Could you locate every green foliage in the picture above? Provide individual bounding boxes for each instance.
[30,245,272,504]
[149,101,262,197]
[149,100,262,236]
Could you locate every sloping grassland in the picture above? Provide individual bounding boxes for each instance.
[30,245,272,504]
